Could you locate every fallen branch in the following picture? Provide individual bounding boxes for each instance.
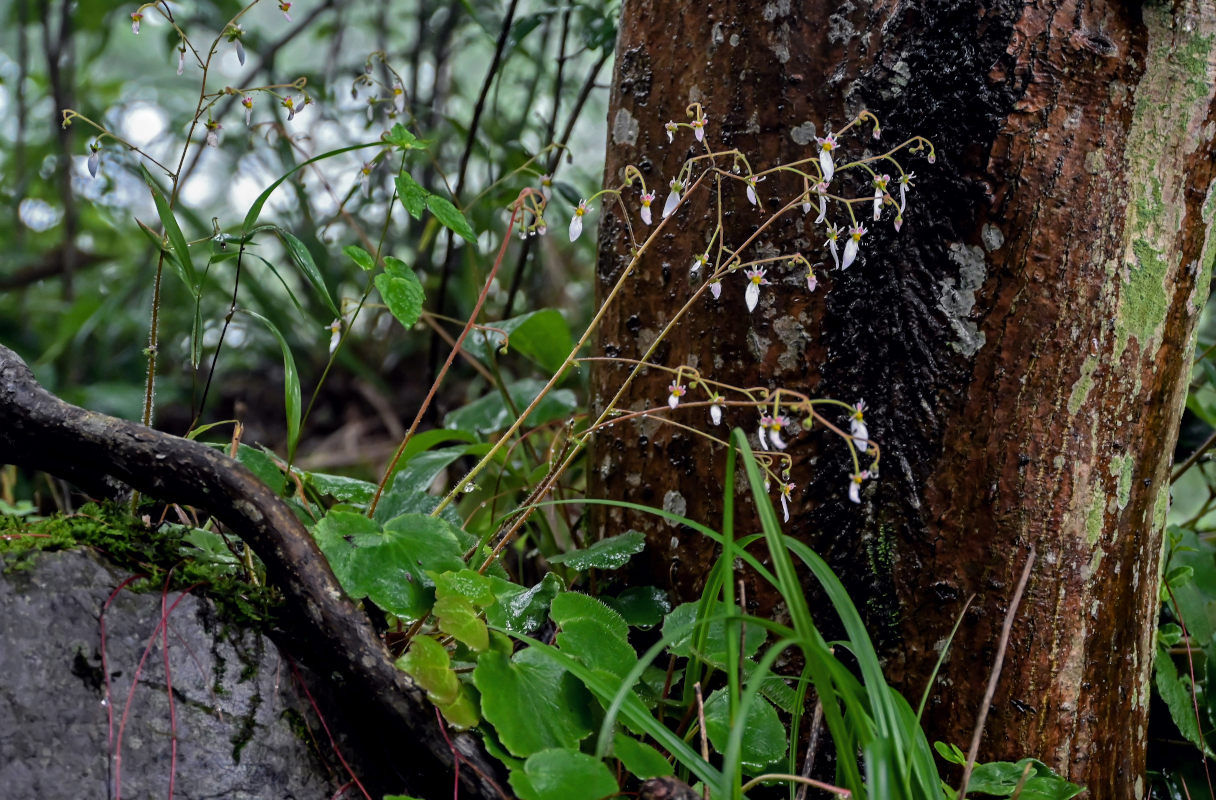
[0,343,504,799]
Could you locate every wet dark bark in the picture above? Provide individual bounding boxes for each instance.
[588,1,1216,796]
[0,345,506,800]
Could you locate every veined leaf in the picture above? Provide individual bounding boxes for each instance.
[548,530,645,571]
[394,172,428,219]
[343,244,376,272]
[375,256,425,330]
[240,309,302,462]
[427,194,477,243]
[276,228,339,317]
[139,165,197,295]
[509,749,617,800]
[472,648,593,757]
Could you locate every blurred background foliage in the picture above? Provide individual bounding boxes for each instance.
[0,0,613,475]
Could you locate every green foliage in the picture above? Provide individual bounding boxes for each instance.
[374,257,426,330]
[547,530,644,570]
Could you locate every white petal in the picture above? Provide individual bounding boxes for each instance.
[710,405,722,426]
[662,190,680,219]
[781,494,790,522]
[695,125,704,142]
[815,196,827,224]
[569,214,583,242]
[852,420,869,452]
[829,239,840,270]
[87,151,99,178]
[849,481,861,504]
[873,190,883,221]
[641,205,652,226]
[771,430,786,450]
[710,281,722,300]
[668,393,679,410]
[745,281,759,312]
[820,150,834,183]
[746,184,757,206]
[842,239,858,270]
[758,426,769,450]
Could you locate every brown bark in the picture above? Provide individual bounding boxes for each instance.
[0,344,507,799]
[588,1,1216,796]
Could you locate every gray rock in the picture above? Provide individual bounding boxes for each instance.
[0,549,343,800]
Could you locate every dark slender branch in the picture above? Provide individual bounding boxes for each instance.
[428,0,521,380]
[0,344,504,799]
[1173,425,1216,482]
[0,249,105,291]
[502,49,610,318]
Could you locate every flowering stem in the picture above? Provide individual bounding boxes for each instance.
[367,200,521,517]
[431,172,711,517]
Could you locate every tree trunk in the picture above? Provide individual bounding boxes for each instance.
[588,1,1216,795]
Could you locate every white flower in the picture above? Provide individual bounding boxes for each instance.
[825,223,842,270]
[816,133,838,183]
[662,179,683,219]
[177,47,186,75]
[779,482,795,522]
[205,121,222,148]
[691,115,707,142]
[709,280,722,300]
[744,268,769,312]
[87,144,100,178]
[745,175,765,206]
[806,265,818,292]
[242,95,254,127]
[842,225,866,270]
[278,1,293,21]
[813,181,828,224]
[664,121,677,143]
[668,382,686,410]
[569,199,589,242]
[540,174,553,200]
[769,415,789,449]
[640,191,655,225]
[131,12,142,34]
[392,83,405,115]
[898,172,914,215]
[850,400,869,452]
[848,471,869,504]
[359,162,373,198]
[709,395,724,426]
[758,416,771,450]
[691,253,707,274]
[282,95,299,121]
[327,319,342,354]
[872,174,890,221]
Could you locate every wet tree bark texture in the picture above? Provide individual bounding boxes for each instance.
[587,1,1216,795]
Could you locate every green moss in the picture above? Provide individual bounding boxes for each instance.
[1115,240,1170,362]
[1068,355,1100,415]
[0,502,281,629]
[1086,492,1106,546]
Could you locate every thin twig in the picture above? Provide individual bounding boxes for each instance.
[1173,426,1216,482]
[958,545,1036,800]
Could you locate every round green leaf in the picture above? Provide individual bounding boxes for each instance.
[702,688,786,771]
[472,648,593,757]
[510,749,617,800]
